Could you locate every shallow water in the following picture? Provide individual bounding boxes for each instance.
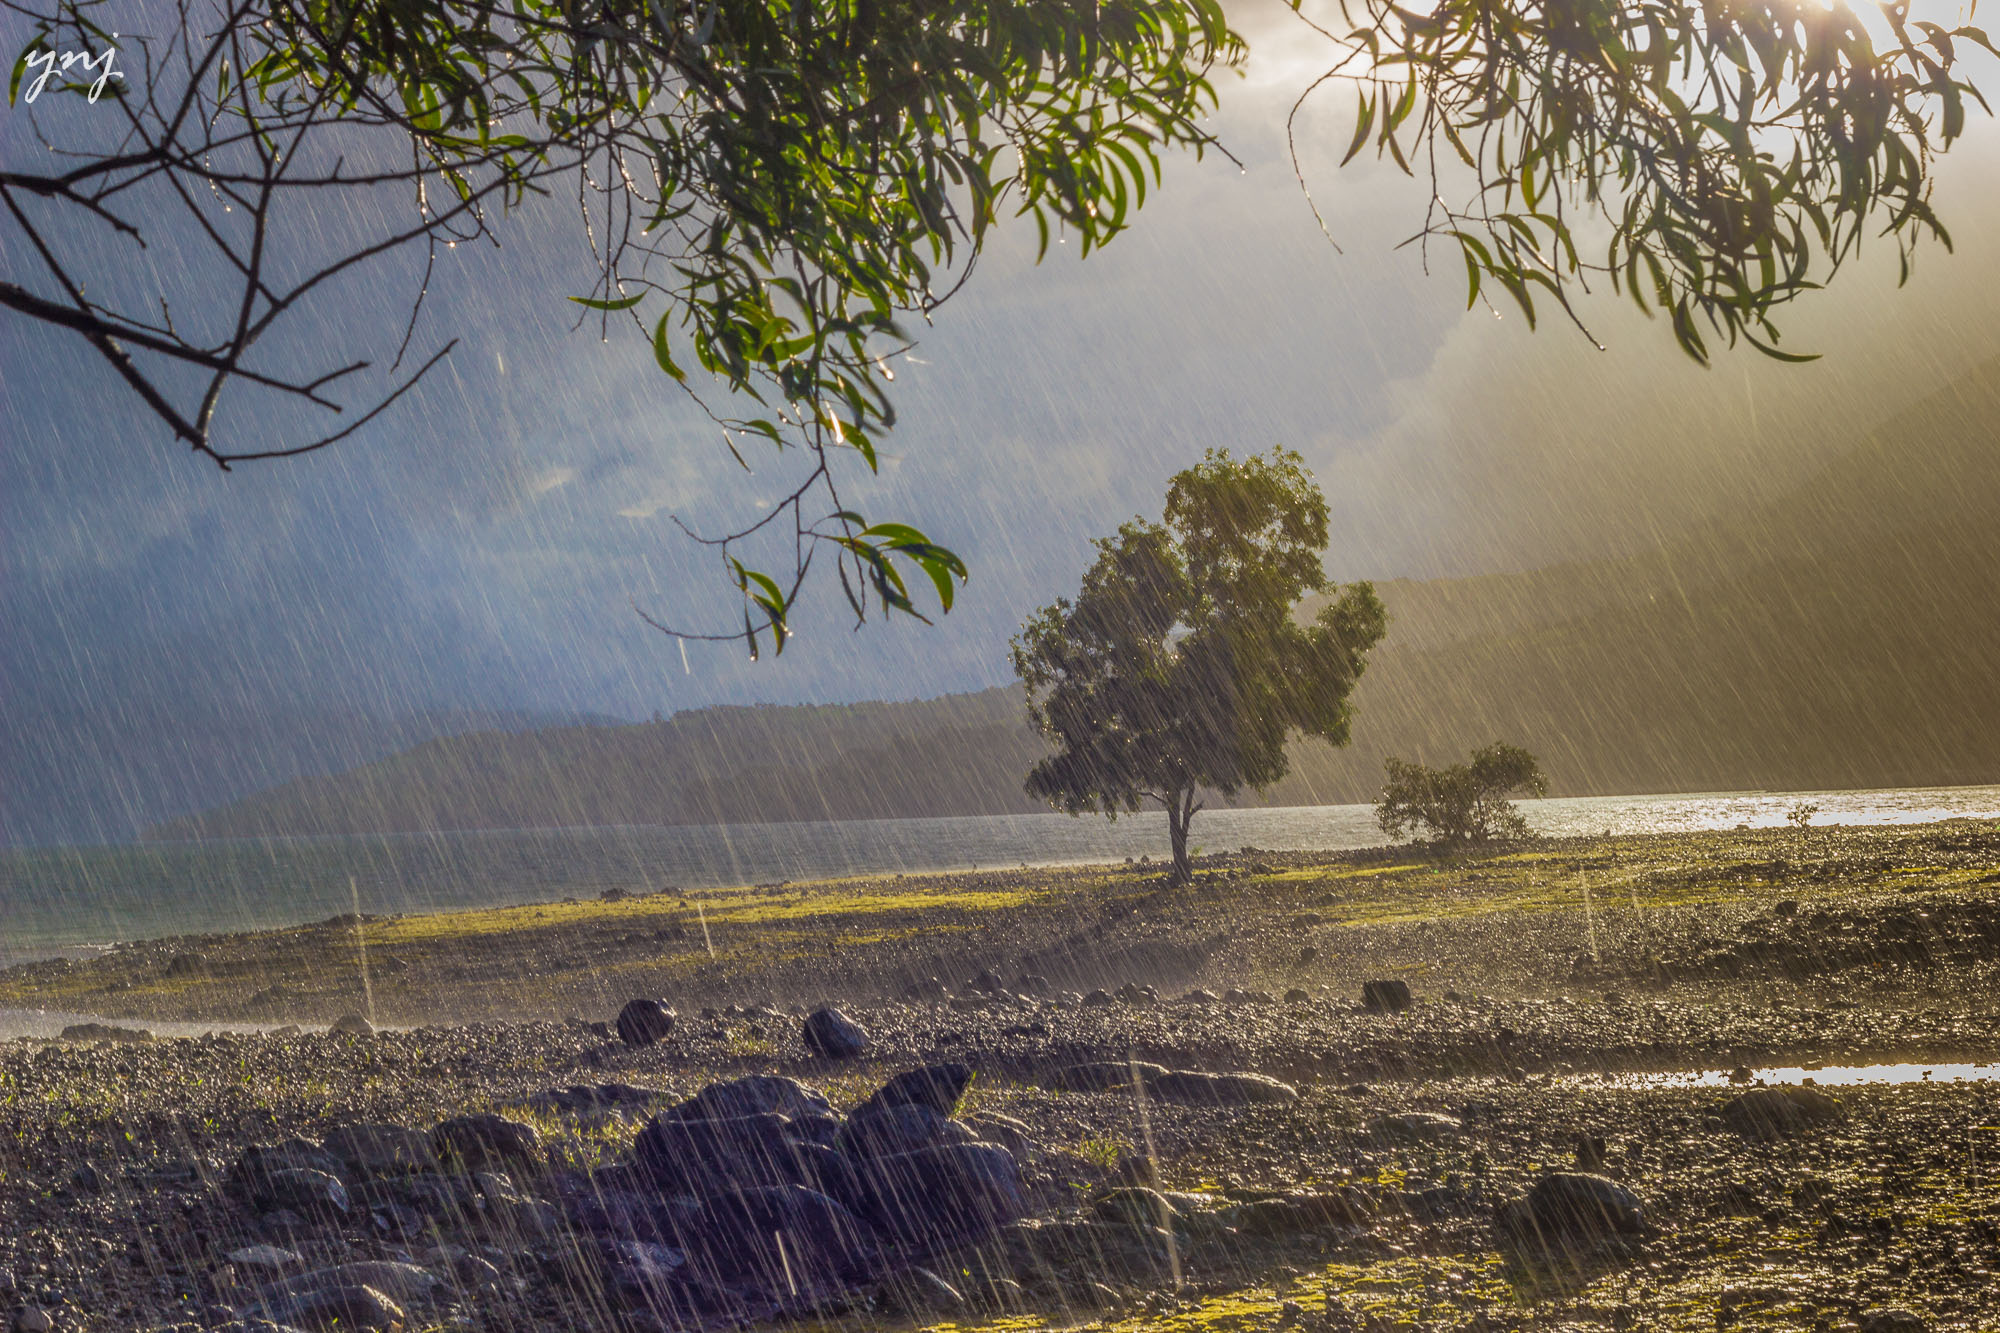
[2,782,1996,960]
[1601,1061,2000,1089]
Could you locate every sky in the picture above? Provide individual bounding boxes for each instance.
[6,0,2000,837]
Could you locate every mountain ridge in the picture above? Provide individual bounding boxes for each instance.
[144,358,2000,840]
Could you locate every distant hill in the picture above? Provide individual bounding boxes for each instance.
[148,360,2000,840]
[143,690,1055,838]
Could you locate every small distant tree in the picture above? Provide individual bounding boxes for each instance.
[1012,447,1386,883]
[1376,743,1548,845]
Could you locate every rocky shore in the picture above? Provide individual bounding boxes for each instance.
[3,823,1999,1333]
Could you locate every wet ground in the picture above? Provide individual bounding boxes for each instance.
[1,822,1997,1331]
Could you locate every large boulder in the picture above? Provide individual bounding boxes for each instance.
[835,1104,977,1160]
[322,1124,432,1178]
[842,1142,1030,1256]
[663,1074,835,1125]
[261,1284,404,1331]
[231,1141,347,1209]
[1722,1086,1846,1139]
[1361,979,1413,1013]
[529,1083,664,1116]
[635,1112,819,1197]
[57,1022,152,1042]
[1502,1173,1648,1244]
[616,998,678,1048]
[802,1007,870,1059]
[680,1185,881,1291]
[259,1263,442,1309]
[854,1063,973,1119]
[431,1114,543,1174]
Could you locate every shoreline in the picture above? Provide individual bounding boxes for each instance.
[6,786,1997,967]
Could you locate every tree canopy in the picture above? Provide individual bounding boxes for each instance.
[1012,447,1386,881]
[6,0,1992,646]
[4,0,1237,648]
[1288,0,1994,364]
[1376,742,1549,843]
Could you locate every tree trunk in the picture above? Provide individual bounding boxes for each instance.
[1166,787,1196,884]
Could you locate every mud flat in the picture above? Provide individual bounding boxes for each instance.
[2,821,1998,1332]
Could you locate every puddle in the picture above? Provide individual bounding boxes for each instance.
[1600,1061,2000,1089]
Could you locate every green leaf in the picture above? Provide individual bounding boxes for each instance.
[569,293,644,311]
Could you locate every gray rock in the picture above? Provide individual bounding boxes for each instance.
[1514,1172,1648,1239]
[802,1006,869,1059]
[1219,1192,1372,1235]
[233,1140,347,1205]
[1049,1061,1170,1092]
[1858,1310,1930,1333]
[262,1262,441,1308]
[854,1063,973,1118]
[260,1169,349,1218]
[1361,979,1413,1013]
[57,1021,151,1042]
[964,1112,1038,1160]
[663,1074,834,1124]
[227,1246,302,1271]
[526,1083,663,1116]
[683,1185,881,1298]
[323,1124,432,1177]
[636,1111,815,1195]
[428,1104,540,1168]
[329,1013,375,1037]
[1093,1187,1179,1228]
[432,1113,542,1173]
[1368,1112,1463,1143]
[836,1104,975,1159]
[877,1266,964,1315]
[12,1308,53,1333]
[616,998,678,1047]
[263,1283,404,1331]
[1147,1071,1299,1106]
[1721,1086,1846,1139]
[449,1256,502,1289]
[844,1142,1029,1255]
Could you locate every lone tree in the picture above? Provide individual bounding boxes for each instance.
[1376,743,1548,845]
[1013,447,1386,883]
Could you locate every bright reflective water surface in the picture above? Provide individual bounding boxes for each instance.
[1600,1062,2000,1089]
[3,783,1996,962]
